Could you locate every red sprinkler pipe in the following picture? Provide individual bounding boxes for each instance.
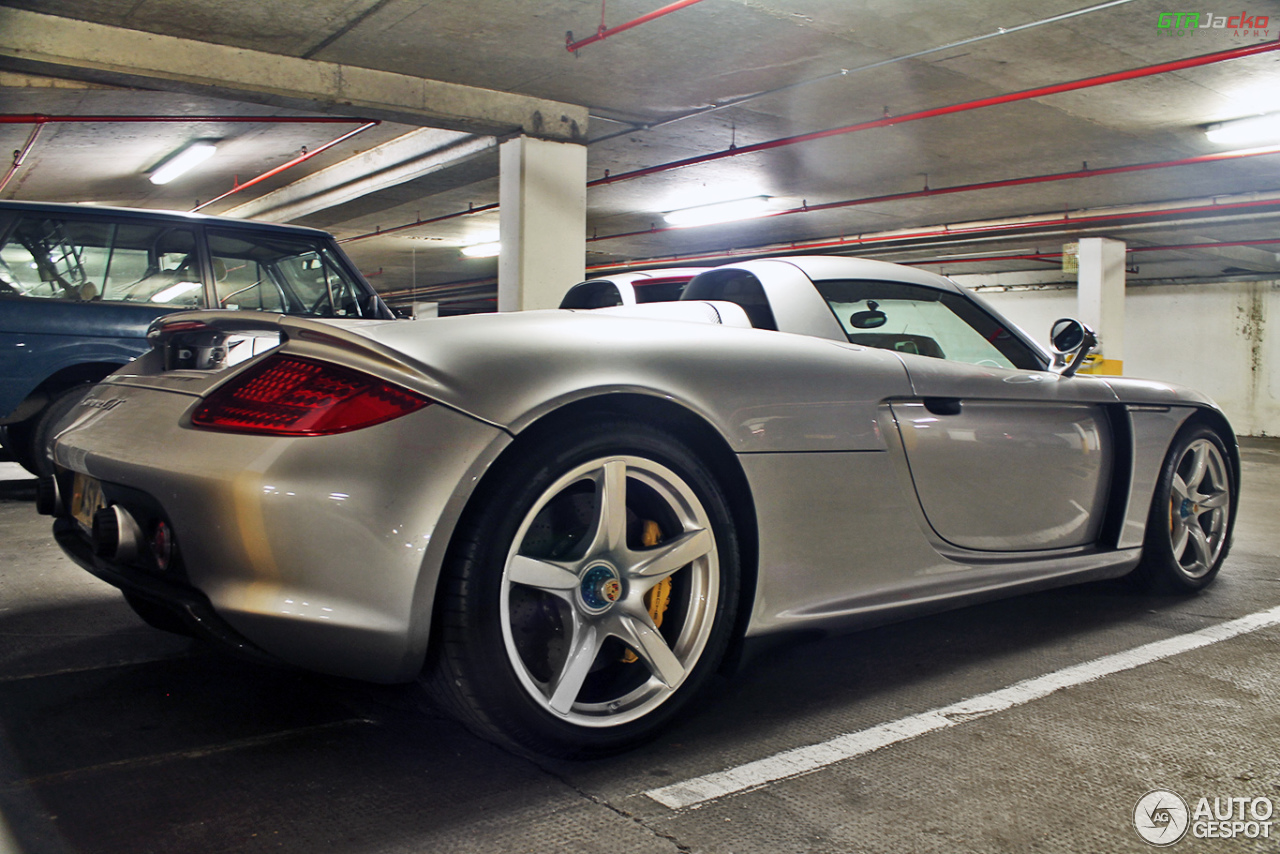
[312,41,1280,244]
[1,115,375,195]
[330,143,1280,246]
[392,237,1280,301]
[0,114,372,125]
[0,122,44,193]
[909,238,1280,266]
[191,121,379,212]
[567,0,707,52]
[587,143,1280,243]
[588,39,1280,187]
[583,196,1280,271]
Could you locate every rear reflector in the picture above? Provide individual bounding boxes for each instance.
[191,354,430,436]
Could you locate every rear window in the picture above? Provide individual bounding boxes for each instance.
[633,278,688,304]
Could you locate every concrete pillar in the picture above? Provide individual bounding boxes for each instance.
[497,136,587,311]
[1076,237,1126,375]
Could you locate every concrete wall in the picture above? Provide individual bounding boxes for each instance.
[979,280,1280,437]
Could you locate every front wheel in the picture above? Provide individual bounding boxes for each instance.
[1132,422,1236,593]
[426,420,740,758]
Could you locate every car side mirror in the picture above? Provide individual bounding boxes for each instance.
[1049,318,1097,378]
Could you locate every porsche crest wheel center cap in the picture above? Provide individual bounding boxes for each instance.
[580,563,622,612]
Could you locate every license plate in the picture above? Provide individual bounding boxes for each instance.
[70,473,107,531]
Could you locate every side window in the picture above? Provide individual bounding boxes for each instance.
[207,228,371,317]
[0,216,203,306]
[209,255,284,312]
[815,279,1042,371]
[560,280,623,309]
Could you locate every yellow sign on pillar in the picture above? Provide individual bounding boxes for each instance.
[1078,354,1124,375]
[1062,242,1079,274]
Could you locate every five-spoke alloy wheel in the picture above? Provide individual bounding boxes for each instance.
[427,419,740,757]
[1135,422,1236,593]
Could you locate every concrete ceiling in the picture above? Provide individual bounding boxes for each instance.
[2,0,1280,311]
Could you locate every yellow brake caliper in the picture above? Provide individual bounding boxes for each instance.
[623,519,673,663]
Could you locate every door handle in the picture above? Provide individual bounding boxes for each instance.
[923,397,962,416]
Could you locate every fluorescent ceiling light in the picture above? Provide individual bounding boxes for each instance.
[149,141,218,185]
[460,241,501,258]
[664,196,772,228]
[1205,114,1280,145]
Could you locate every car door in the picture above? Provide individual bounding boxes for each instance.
[817,278,1119,552]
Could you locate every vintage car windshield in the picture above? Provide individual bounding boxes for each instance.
[206,228,375,317]
[815,279,1043,371]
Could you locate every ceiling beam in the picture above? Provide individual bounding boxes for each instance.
[1163,242,1280,273]
[220,128,498,227]
[0,8,588,142]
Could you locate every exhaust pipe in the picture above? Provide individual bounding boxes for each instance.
[92,505,144,563]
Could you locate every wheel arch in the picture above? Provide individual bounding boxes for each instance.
[1184,404,1242,499]
[442,392,760,674]
[26,360,122,405]
[4,361,123,427]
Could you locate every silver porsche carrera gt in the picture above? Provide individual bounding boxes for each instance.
[41,256,1238,758]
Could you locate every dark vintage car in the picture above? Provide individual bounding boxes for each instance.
[0,200,392,474]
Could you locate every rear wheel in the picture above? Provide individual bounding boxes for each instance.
[13,384,95,478]
[1132,423,1235,593]
[426,420,740,758]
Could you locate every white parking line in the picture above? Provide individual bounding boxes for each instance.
[645,604,1280,810]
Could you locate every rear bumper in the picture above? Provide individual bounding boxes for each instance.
[51,380,512,683]
[53,517,282,666]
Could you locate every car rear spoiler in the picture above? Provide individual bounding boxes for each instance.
[145,311,451,402]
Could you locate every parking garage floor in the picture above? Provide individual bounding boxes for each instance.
[1,440,1278,854]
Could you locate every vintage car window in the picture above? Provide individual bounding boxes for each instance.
[561,280,623,308]
[0,216,204,306]
[207,228,372,317]
[815,279,1042,370]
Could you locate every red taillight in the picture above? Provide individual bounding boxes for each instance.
[191,355,430,436]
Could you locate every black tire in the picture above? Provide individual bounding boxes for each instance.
[123,592,194,637]
[21,384,95,478]
[1131,422,1236,593]
[425,418,741,758]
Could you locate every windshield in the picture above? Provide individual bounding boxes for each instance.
[207,228,379,318]
[816,279,1043,371]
